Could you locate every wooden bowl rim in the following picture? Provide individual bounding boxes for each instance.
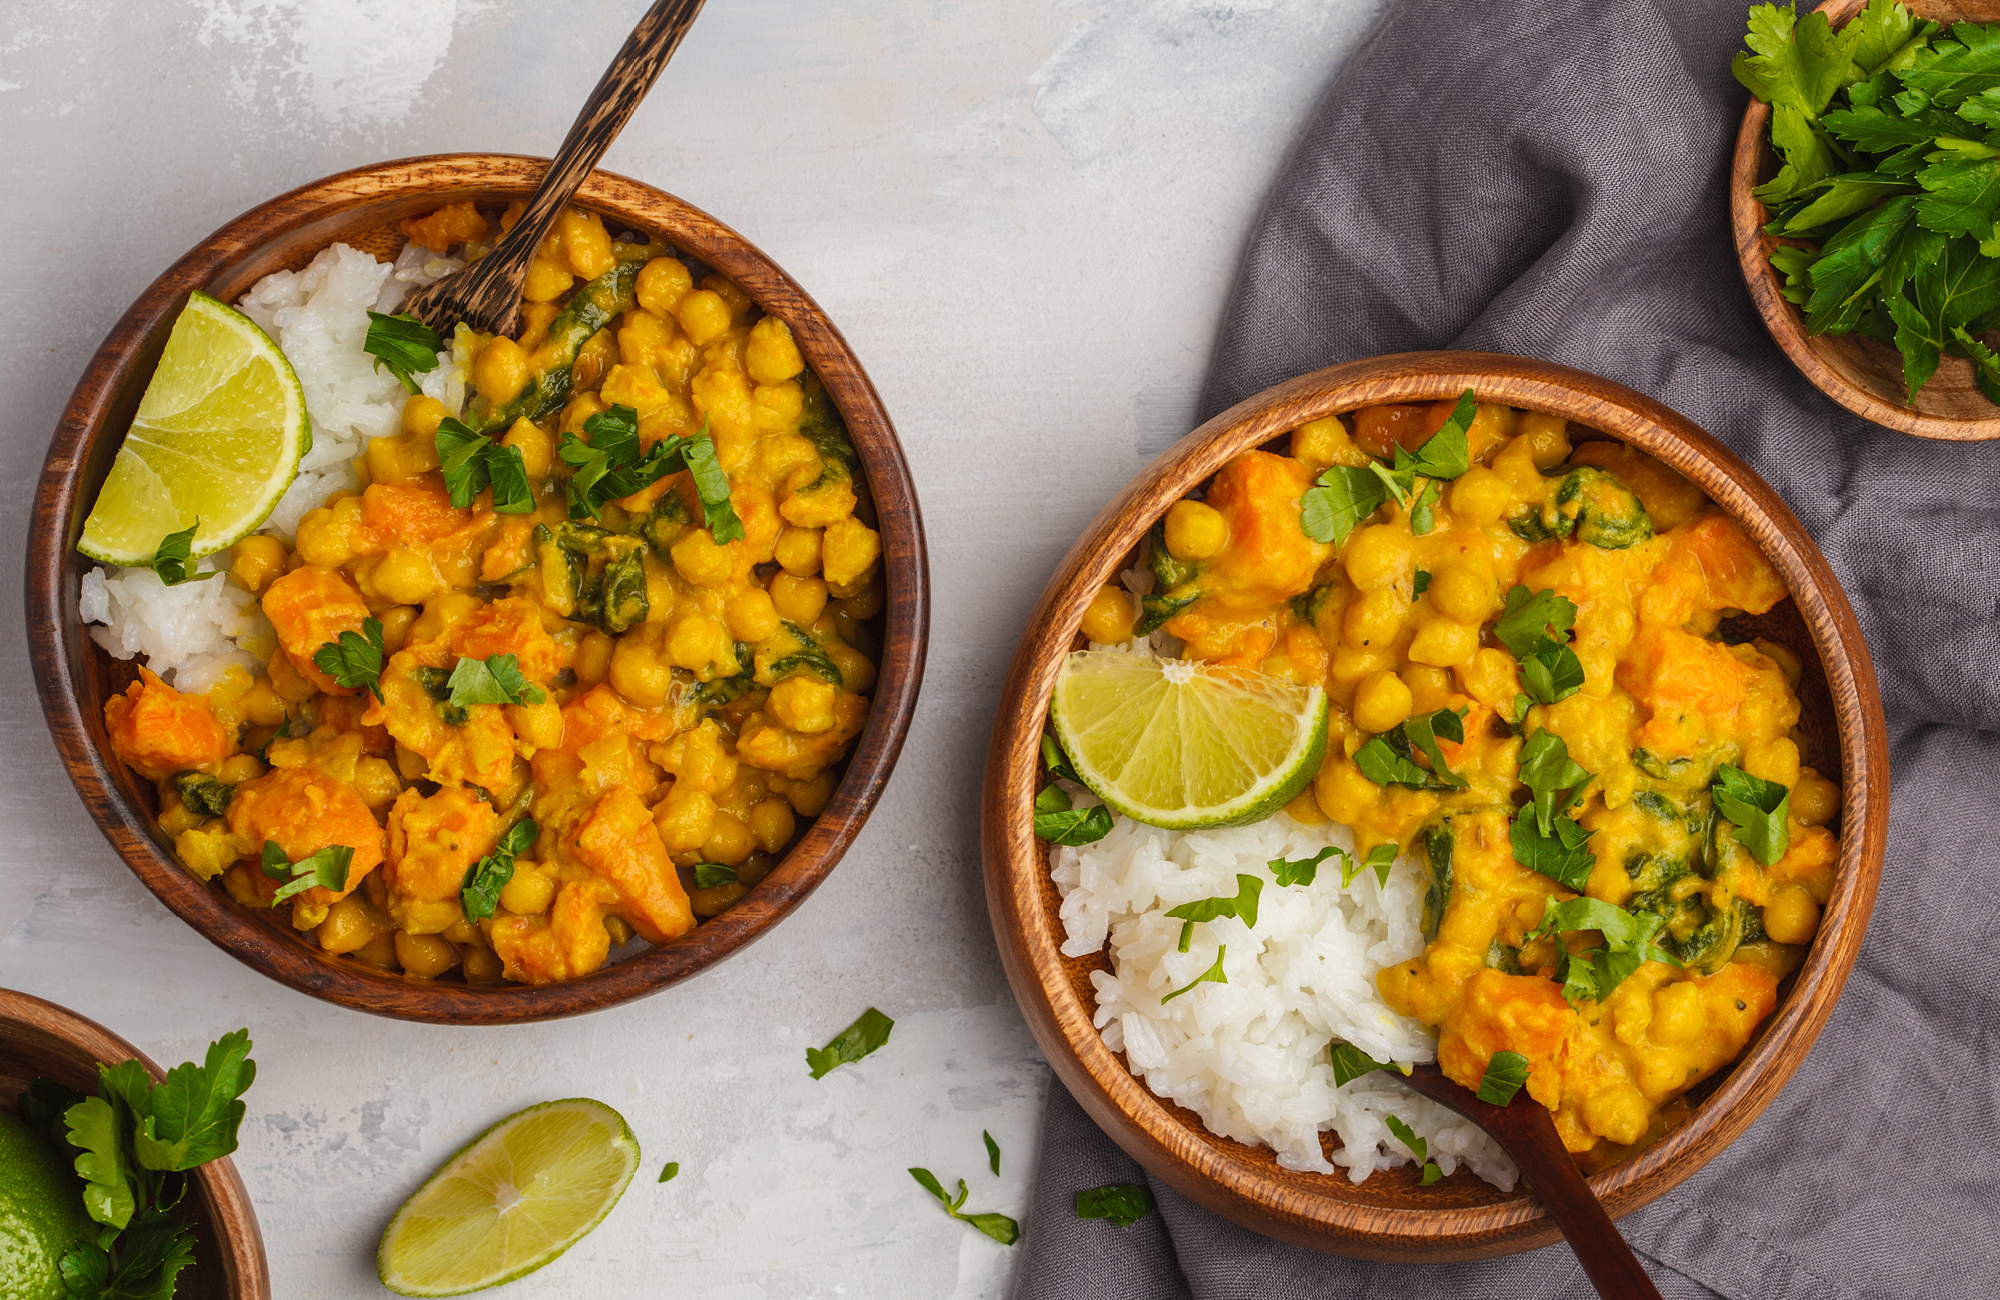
[25,153,931,1024]
[1731,0,2000,441]
[0,987,271,1299]
[980,350,1890,1258]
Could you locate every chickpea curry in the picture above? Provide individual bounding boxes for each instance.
[1077,394,1841,1160]
[103,201,884,987]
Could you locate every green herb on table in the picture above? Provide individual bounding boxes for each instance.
[364,311,443,395]
[1160,945,1228,1005]
[460,818,538,921]
[1299,390,1476,545]
[313,617,387,703]
[984,1130,1001,1176]
[1476,1051,1531,1105]
[446,653,546,709]
[1712,764,1792,865]
[908,1168,1019,1245]
[1163,874,1262,953]
[436,417,534,513]
[147,520,220,587]
[1075,1182,1156,1228]
[35,1030,255,1300]
[658,1162,680,1184]
[1527,896,1681,1007]
[1032,783,1113,846]
[1384,1115,1443,1186]
[807,1007,895,1079]
[259,841,353,905]
[1734,0,2000,401]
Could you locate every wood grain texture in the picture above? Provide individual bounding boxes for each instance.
[1732,0,2000,441]
[980,352,1889,1258]
[398,0,707,338]
[0,988,269,1300]
[26,155,930,1025]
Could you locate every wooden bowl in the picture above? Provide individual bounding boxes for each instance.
[1732,0,2000,440]
[0,988,270,1299]
[981,351,1889,1258]
[26,154,929,1024]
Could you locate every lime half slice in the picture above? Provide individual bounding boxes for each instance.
[1050,651,1328,830]
[377,1098,640,1298]
[78,290,308,566]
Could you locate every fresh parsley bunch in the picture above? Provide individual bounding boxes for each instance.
[1739,0,2000,401]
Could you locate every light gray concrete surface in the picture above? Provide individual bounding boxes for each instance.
[0,2,1385,1295]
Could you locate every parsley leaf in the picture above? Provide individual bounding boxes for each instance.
[1354,735,1431,787]
[138,1029,255,1172]
[1363,842,1397,887]
[1075,1183,1156,1228]
[682,422,745,545]
[1384,1114,1443,1184]
[1330,1041,1388,1087]
[147,521,220,587]
[659,1162,680,1183]
[807,1007,895,1079]
[1300,466,1388,545]
[1401,707,1468,788]
[1413,569,1432,598]
[985,1130,1001,1176]
[1408,478,1443,535]
[1270,845,1340,887]
[909,1169,1019,1245]
[460,818,537,921]
[1032,783,1114,846]
[65,1095,135,1230]
[363,311,442,395]
[693,862,739,889]
[259,841,353,904]
[1408,389,1476,479]
[446,654,547,708]
[1509,805,1595,891]
[312,618,387,702]
[1160,945,1228,1004]
[1518,637,1586,705]
[1518,730,1592,834]
[560,408,737,542]
[1712,764,1792,865]
[1164,875,1262,952]
[1475,1051,1530,1105]
[1494,586,1578,658]
[436,417,535,514]
[1528,897,1680,1006]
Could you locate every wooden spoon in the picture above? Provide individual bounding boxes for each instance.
[398,0,708,339]
[1400,1064,1664,1300]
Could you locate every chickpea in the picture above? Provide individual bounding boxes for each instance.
[378,604,419,652]
[1352,671,1414,733]
[394,743,429,781]
[770,573,829,626]
[1314,759,1381,826]
[774,525,823,577]
[1448,467,1512,524]
[1764,884,1821,945]
[1581,1084,1649,1147]
[1283,786,1326,824]
[610,626,675,706]
[558,209,613,279]
[517,300,561,352]
[1455,647,1520,712]
[1400,664,1455,713]
[229,535,288,595]
[748,798,797,853]
[463,948,506,984]
[216,754,263,784]
[1164,500,1229,560]
[770,676,837,734]
[474,336,531,407]
[352,757,403,812]
[394,931,460,979]
[600,913,634,947]
[1408,616,1479,669]
[1343,524,1411,591]
[636,256,694,316]
[1081,586,1136,644]
[825,643,876,695]
[293,504,353,568]
[1342,588,1406,650]
[316,894,382,955]
[240,677,288,727]
[1743,736,1801,790]
[1427,566,1495,623]
[702,811,756,865]
[1290,415,1364,474]
[268,649,318,703]
[1650,981,1708,1047]
[501,416,555,479]
[572,630,615,688]
[500,866,557,917]
[1793,770,1841,826]
[1519,411,1572,468]
[666,613,733,676]
[506,697,566,751]
[821,517,881,589]
[670,526,735,587]
[674,289,732,346]
[782,771,837,817]
[157,791,204,837]
[373,547,438,606]
[655,784,718,853]
[725,588,781,643]
[401,394,448,440]
[745,316,806,385]
[522,256,574,303]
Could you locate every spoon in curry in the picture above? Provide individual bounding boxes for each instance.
[1400,1064,1664,1300]
[398,0,708,339]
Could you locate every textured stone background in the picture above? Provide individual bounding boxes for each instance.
[0,2,1383,1294]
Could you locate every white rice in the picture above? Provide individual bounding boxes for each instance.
[81,240,469,691]
[1053,799,1518,1189]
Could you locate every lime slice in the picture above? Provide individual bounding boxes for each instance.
[0,1112,96,1300]
[1050,651,1328,830]
[78,290,308,566]
[377,1099,640,1298]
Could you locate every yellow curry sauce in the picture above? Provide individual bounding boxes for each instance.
[1078,400,1840,1159]
[104,202,882,986]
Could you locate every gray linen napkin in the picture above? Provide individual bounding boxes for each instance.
[1012,1,2000,1297]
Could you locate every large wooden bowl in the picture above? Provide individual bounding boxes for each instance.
[982,352,1889,1258]
[1732,0,2000,440]
[0,988,269,1299]
[27,154,929,1024]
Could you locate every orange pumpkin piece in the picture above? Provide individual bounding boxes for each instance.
[384,787,500,903]
[261,566,370,694]
[226,767,386,912]
[1189,451,1331,613]
[573,788,694,944]
[103,668,228,782]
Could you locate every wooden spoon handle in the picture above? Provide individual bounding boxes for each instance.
[1499,1104,1665,1300]
[507,0,708,266]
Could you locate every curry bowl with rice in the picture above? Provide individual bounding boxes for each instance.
[982,352,1886,1257]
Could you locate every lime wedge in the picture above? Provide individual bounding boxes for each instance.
[1050,651,1328,830]
[78,291,308,566]
[377,1099,640,1298]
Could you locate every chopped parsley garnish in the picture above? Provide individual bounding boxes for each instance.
[681,425,746,545]
[1032,783,1114,846]
[1075,1183,1156,1228]
[693,862,739,889]
[459,817,537,921]
[807,1007,895,1079]
[259,841,353,905]
[1712,764,1792,865]
[1518,730,1592,833]
[1384,1115,1443,1185]
[1299,390,1477,544]
[1041,733,1082,784]
[1164,874,1262,952]
[1330,1041,1389,1087]
[1511,730,1596,890]
[436,417,535,513]
[1355,708,1466,788]
[658,1162,680,1183]
[147,520,220,587]
[909,1168,1019,1245]
[984,1130,1001,1176]
[1476,1051,1531,1105]
[1270,846,1339,887]
[1160,945,1228,1004]
[1528,896,1680,1007]
[446,653,546,708]
[1353,843,1399,888]
[363,311,442,395]
[312,617,387,702]
[1412,568,1432,599]
[560,407,740,543]
[1495,586,1586,708]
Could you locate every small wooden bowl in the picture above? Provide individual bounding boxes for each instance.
[1732,0,2000,440]
[0,988,270,1299]
[26,155,930,1024]
[982,352,1889,1258]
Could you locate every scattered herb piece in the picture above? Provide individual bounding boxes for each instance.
[909,1168,1019,1245]
[147,520,219,587]
[984,1130,1001,1176]
[1408,478,1444,535]
[1528,896,1681,1006]
[173,771,234,818]
[1040,733,1081,784]
[659,1162,680,1183]
[1164,875,1262,952]
[1356,709,1465,788]
[1495,586,1579,658]
[1270,845,1341,887]
[1476,1051,1531,1105]
[1364,843,1398,887]
[682,421,745,545]
[1075,1183,1156,1228]
[1330,1041,1388,1087]
[1413,569,1432,599]
[1384,1115,1443,1185]
[460,818,537,921]
[435,417,534,513]
[1518,636,1586,705]
[1401,707,1469,788]
[312,617,387,702]
[363,311,443,395]
[1160,945,1228,1004]
[446,653,547,709]
[1517,731,1593,834]
[560,408,739,542]
[1032,783,1114,846]
[258,841,353,905]
[1509,805,1595,891]
[807,1007,895,1079]
[1354,735,1431,787]
[1298,394,1475,544]
[1712,764,1792,865]
[1300,466,1389,546]
[693,862,739,889]
[1410,389,1478,479]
